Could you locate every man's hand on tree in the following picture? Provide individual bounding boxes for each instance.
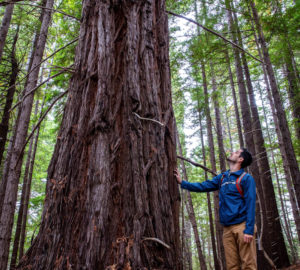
[244,234,253,243]
[174,168,182,184]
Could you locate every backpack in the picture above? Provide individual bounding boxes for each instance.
[220,172,247,197]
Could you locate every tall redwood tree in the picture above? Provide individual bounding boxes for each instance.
[18,1,181,269]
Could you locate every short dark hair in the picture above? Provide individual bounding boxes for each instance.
[240,148,253,168]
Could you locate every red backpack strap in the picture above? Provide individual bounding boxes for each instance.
[220,174,225,185]
[236,172,247,197]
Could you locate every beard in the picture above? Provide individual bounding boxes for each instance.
[226,155,237,163]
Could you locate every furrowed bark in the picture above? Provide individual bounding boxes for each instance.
[18,1,181,269]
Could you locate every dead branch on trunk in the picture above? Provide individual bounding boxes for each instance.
[142,237,171,250]
[133,112,165,127]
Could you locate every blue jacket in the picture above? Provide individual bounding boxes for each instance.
[181,169,256,235]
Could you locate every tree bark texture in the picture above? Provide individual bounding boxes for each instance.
[18,1,181,269]
[0,0,54,268]
[248,0,300,224]
[0,1,15,63]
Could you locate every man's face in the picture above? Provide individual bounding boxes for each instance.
[228,149,243,163]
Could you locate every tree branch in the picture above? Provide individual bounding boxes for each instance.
[0,2,80,21]
[15,90,68,168]
[7,38,78,99]
[177,155,217,176]
[166,10,263,64]
[10,66,73,112]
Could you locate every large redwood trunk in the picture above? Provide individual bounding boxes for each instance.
[18,1,181,269]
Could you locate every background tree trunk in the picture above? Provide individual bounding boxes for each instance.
[0,1,15,63]
[18,1,181,269]
[176,128,207,270]
[201,61,226,269]
[0,0,54,268]
[248,0,300,224]
[0,26,19,167]
[232,6,290,265]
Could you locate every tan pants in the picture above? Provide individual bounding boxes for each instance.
[223,222,257,270]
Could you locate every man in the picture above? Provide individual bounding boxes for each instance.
[174,148,257,270]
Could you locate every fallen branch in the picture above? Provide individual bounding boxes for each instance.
[15,90,69,168]
[177,155,217,176]
[166,10,263,64]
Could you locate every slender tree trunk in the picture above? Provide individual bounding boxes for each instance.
[225,2,274,268]
[176,128,207,270]
[274,0,300,140]
[19,81,47,262]
[251,24,300,244]
[18,1,181,269]
[257,83,300,247]
[0,1,15,63]
[284,59,300,140]
[0,26,19,168]
[18,101,43,261]
[210,62,226,172]
[232,7,290,265]
[201,61,225,270]
[184,220,193,270]
[248,0,300,221]
[194,2,224,266]
[223,91,233,152]
[225,49,244,148]
[9,100,39,270]
[0,22,40,216]
[0,0,54,268]
[199,113,219,270]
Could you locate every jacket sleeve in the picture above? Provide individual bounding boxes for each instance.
[241,174,256,235]
[180,174,221,192]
